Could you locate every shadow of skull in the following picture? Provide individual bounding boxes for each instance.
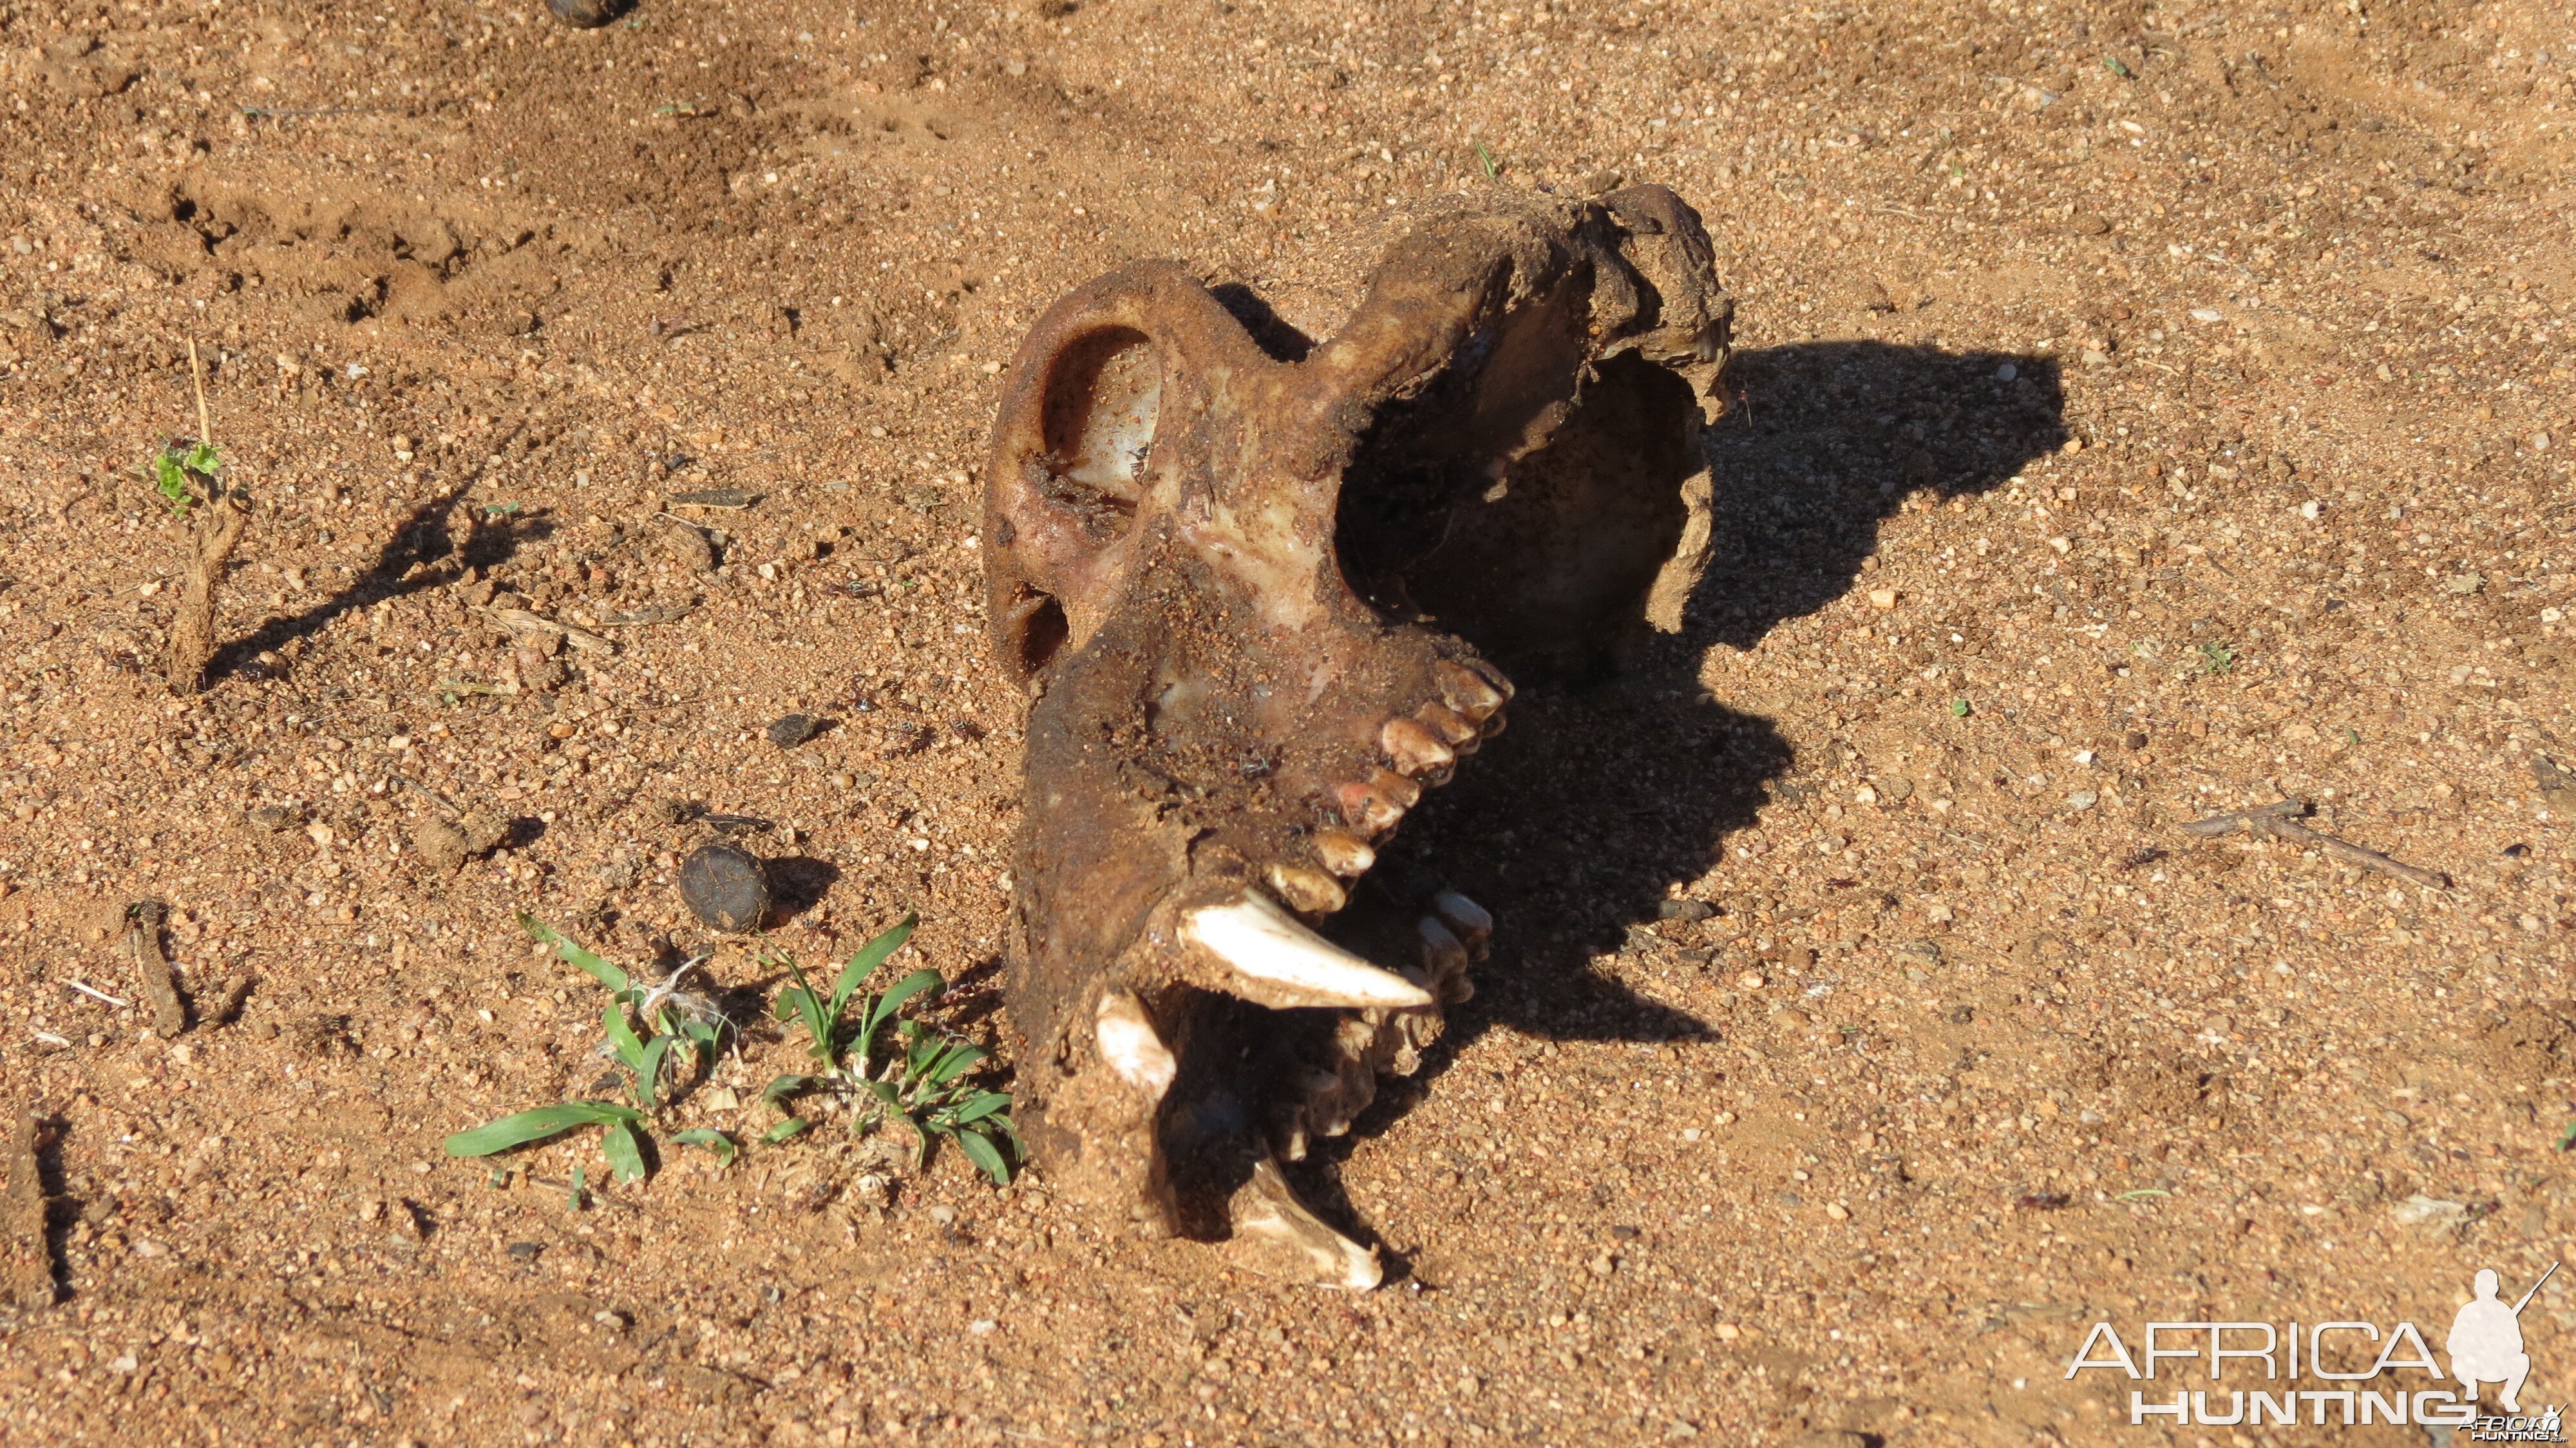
[983,186,1732,1287]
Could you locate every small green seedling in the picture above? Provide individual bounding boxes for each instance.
[443,916,739,1184]
[2199,642,2237,674]
[1475,142,1500,181]
[764,913,1018,1184]
[147,441,223,519]
[1951,697,1972,718]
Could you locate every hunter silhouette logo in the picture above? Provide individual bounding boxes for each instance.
[2063,1262,2564,1436]
[2452,1264,2554,1416]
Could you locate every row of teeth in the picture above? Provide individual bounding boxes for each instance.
[1276,891,1491,1164]
[1089,658,1514,1291]
[1270,658,1513,917]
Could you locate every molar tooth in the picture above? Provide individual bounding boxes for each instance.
[1432,890,1494,949]
[1182,894,1435,1010]
[1224,1157,1382,1291]
[1267,864,1348,915]
[1379,718,1455,777]
[1480,709,1508,739]
[1434,658,1512,717]
[1417,916,1470,986]
[1334,770,1417,838]
[1334,782,1404,837]
[1093,990,1177,1096]
[1416,702,1481,747]
[1368,768,1421,809]
[1311,830,1376,877]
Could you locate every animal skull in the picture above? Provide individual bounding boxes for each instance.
[981,186,1732,1287]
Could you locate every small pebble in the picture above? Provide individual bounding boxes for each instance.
[679,843,771,932]
[1736,971,1766,990]
[1656,899,1714,922]
[766,713,824,748]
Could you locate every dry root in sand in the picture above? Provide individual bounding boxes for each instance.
[158,339,250,697]
[982,184,1731,1288]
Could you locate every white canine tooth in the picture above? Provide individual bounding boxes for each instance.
[1094,990,1177,1096]
[1182,894,1435,1010]
[1225,1157,1383,1291]
[1267,864,1349,915]
[1432,890,1493,945]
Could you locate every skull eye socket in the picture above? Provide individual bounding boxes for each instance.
[1040,327,1162,513]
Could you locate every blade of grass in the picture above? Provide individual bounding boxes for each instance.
[955,1129,1012,1185]
[762,1118,811,1145]
[522,914,631,995]
[860,967,943,1051]
[947,1091,1012,1127]
[634,1034,676,1108]
[601,1121,649,1183]
[671,1127,737,1166]
[829,912,918,1024]
[926,1042,987,1086]
[603,1001,649,1076]
[444,1101,643,1157]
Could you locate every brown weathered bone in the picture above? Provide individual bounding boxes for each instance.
[983,186,1731,1287]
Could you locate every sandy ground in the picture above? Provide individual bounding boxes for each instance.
[1,0,2573,1443]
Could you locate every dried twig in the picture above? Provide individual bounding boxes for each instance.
[123,900,188,1036]
[478,605,616,656]
[3,1109,54,1310]
[2183,799,2448,890]
[166,339,250,695]
[65,982,128,1009]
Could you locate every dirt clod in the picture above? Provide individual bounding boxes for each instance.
[765,714,822,748]
[677,843,770,933]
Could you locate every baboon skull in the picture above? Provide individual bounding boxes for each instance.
[982,186,1732,1287]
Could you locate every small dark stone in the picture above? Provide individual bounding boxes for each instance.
[766,713,823,748]
[506,1241,545,1262]
[1656,899,1715,922]
[246,803,308,833]
[678,843,770,932]
[543,0,634,28]
[2124,730,2149,750]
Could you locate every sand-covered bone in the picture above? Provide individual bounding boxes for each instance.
[984,184,1730,1287]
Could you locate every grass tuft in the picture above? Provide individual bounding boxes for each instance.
[763,913,1018,1184]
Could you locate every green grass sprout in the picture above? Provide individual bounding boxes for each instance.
[147,441,222,518]
[763,913,1019,1184]
[443,917,740,1184]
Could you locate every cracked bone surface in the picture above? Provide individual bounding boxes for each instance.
[983,185,1731,1288]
